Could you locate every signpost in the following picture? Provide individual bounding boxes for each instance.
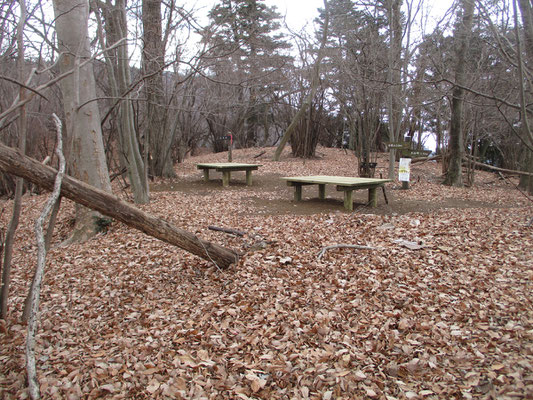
[399,157,411,190]
[403,149,432,158]
[385,141,409,150]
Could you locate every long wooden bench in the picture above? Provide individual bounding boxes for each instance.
[281,175,391,211]
[196,163,262,187]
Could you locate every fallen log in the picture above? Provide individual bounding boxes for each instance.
[0,143,238,269]
[464,156,533,177]
[411,155,441,164]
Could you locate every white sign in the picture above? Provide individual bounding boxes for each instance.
[399,158,411,182]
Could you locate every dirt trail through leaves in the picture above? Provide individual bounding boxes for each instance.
[1,147,532,399]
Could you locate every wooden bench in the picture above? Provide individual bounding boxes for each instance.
[196,163,262,187]
[281,175,391,211]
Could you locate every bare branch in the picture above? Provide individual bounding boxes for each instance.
[26,114,65,400]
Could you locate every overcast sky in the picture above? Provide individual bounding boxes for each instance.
[192,0,325,32]
[266,0,325,31]
[192,0,455,37]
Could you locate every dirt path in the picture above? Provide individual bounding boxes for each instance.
[151,171,516,216]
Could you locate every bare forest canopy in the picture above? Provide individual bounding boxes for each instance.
[0,0,531,196]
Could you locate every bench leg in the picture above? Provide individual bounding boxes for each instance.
[318,184,326,200]
[222,171,231,187]
[368,187,378,207]
[246,170,253,186]
[203,169,209,182]
[344,190,353,211]
[294,185,302,201]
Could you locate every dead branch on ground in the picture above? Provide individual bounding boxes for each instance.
[26,114,64,400]
[318,244,381,260]
[208,225,246,237]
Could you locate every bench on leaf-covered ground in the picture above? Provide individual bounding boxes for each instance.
[281,176,392,211]
[196,163,262,187]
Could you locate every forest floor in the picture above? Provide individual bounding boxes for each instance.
[0,147,532,399]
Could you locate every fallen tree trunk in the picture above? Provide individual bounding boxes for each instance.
[0,143,238,269]
[464,156,533,177]
[411,155,442,164]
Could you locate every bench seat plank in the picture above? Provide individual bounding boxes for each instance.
[196,163,262,187]
[281,175,391,210]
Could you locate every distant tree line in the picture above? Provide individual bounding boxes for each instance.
[0,0,532,200]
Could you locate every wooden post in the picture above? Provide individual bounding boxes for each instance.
[318,184,326,199]
[228,132,233,162]
[203,169,209,182]
[368,187,378,207]
[245,170,253,186]
[344,190,353,211]
[294,185,302,201]
[222,171,230,187]
[0,143,238,268]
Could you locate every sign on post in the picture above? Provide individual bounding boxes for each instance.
[404,149,432,158]
[385,141,409,150]
[399,158,411,182]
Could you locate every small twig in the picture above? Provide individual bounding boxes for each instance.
[199,240,222,272]
[318,244,381,260]
[208,225,246,237]
[253,150,266,159]
[0,75,49,102]
[497,172,533,204]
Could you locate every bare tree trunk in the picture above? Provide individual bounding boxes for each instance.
[387,0,404,180]
[26,114,64,400]
[52,0,113,241]
[516,0,533,193]
[21,197,61,323]
[95,0,149,203]
[0,143,239,269]
[444,0,474,186]
[142,0,174,178]
[0,0,26,320]
[273,0,329,161]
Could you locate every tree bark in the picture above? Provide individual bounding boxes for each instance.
[516,0,533,193]
[444,0,474,186]
[142,0,175,178]
[95,0,149,204]
[26,114,64,400]
[0,142,238,269]
[387,0,404,180]
[52,0,113,241]
[0,0,27,320]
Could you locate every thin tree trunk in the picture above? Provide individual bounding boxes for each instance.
[0,0,26,320]
[516,0,533,193]
[21,197,61,323]
[387,0,404,180]
[26,114,64,400]
[95,0,149,203]
[0,143,239,269]
[444,0,474,186]
[273,0,329,161]
[142,0,174,178]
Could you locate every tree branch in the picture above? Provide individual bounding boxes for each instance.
[26,114,65,400]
